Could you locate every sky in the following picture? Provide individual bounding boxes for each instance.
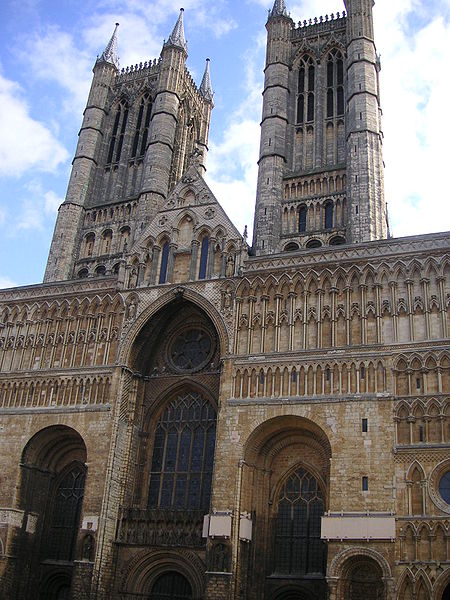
[0,0,449,289]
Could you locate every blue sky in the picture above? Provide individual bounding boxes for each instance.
[0,0,449,288]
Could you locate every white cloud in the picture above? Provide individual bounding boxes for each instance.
[0,73,69,177]
[0,276,17,290]
[15,181,64,231]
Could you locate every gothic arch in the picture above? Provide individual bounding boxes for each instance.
[328,546,392,580]
[118,286,230,366]
[120,548,205,598]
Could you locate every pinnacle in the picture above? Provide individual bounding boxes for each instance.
[200,58,214,104]
[165,8,188,53]
[98,23,120,68]
[270,0,288,18]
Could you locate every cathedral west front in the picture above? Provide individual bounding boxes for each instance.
[0,1,449,599]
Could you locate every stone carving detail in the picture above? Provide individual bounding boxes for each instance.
[209,542,230,573]
[116,509,204,547]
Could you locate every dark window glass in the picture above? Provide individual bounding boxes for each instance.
[298,67,305,93]
[327,60,334,87]
[337,86,344,115]
[325,202,333,229]
[327,89,334,118]
[150,572,192,600]
[326,368,330,381]
[140,100,152,156]
[274,467,326,575]
[107,108,121,163]
[337,59,344,85]
[307,93,314,122]
[198,236,209,279]
[148,391,217,511]
[297,95,304,124]
[439,472,450,504]
[362,476,369,491]
[362,418,368,432]
[46,464,86,561]
[308,65,315,92]
[159,242,170,284]
[298,206,307,232]
[115,107,128,162]
[131,100,144,158]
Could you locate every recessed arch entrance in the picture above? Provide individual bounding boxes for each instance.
[241,415,332,600]
[443,582,450,600]
[12,425,87,600]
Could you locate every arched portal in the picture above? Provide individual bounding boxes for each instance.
[115,298,222,599]
[241,416,331,600]
[13,426,87,600]
[443,582,450,600]
[339,556,385,600]
[149,571,193,599]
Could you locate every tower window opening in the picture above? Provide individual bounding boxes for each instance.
[325,202,333,229]
[362,418,368,432]
[361,366,365,379]
[159,241,170,284]
[260,372,265,384]
[326,368,330,381]
[115,106,129,163]
[198,236,209,280]
[326,50,345,119]
[362,476,369,491]
[107,107,121,164]
[298,205,307,233]
[131,100,144,158]
[416,378,421,390]
[297,57,315,124]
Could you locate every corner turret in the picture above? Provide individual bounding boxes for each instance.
[164,8,187,54]
[96,22,119,67]
[270,0,288,18]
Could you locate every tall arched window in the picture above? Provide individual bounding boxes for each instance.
[148,391,216,510]
[46,463,86,561]
[325,202,333,229]
[131,94,152,158]
[150,572,192,600]
[198,236,209,280]
[107,100,129,164]
[274,466,326,575]
[298,205,307,233]
[326,49,345,119]
[297,57,315,124]
[159,241,170,284]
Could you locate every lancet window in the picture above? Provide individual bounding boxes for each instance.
[147,391,217,511]
[107,99,129,164]
[326,49,344,118]
[198,236,209,280]
[159,241,170,284]
[131,94,153,158]
[297,57,315,124]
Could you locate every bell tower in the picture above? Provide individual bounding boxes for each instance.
[252,0,388,256]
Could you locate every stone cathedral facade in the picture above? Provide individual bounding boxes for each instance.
[0,1,449,599]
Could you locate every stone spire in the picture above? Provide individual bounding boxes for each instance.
[200,58,214,104]
[165,8,187,53]
[98,23,119,67]
[270,0,288,17]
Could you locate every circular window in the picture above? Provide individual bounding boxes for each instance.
[168,328,214,373]
[429,461,450,513]
[439,472,450,504]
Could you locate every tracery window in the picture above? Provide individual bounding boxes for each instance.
[46,463,86,561]
[326,49,344,118]
[274,466,326,575]
[107,100,129,164]
[298,205,307,232]
[131,94,153,158]
[297,57,315,124]
[148,391,216,511]
[149,572,192,600]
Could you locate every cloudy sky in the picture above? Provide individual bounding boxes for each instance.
[0,0,449,288]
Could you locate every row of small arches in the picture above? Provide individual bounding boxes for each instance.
[0,376,111,409]
[282,197,346,236]
[283,172,346,199]
[232,361,386,399]
[83,202,136,226]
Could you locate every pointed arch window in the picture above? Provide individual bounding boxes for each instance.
[326,49,345,119]
[325,201,333,229]
[274,466,326,575]
[107,100,129,164]
[198,236,209,280]
[147,391,217,511]
[298,205,307,233]
[159,241,170,284]
[131,94,153,158]
[297,57,315,124]
[46,463,86,561]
